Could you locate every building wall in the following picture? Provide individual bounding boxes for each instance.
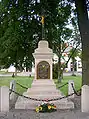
[53,54,82,72]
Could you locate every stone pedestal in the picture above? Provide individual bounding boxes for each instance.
[68,80,74,98]
[10,80,16,100]
[33,40,54,80]
[0,86,9,112]
[10,80,16,91]
[81,85,89,112]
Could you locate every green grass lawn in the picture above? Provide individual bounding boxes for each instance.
[0,75,82,95]
[0,70,13,74]
[0,76,33,94]
[54,75,82,95]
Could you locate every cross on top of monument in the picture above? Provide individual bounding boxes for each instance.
[41,16,44,25]
[41,15,45,40]
[37,0,45,40]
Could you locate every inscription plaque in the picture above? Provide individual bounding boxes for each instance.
[37,61,50,79]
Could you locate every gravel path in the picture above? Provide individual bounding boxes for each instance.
[0,95,89,119]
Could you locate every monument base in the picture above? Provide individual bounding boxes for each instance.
[15,79,74,110]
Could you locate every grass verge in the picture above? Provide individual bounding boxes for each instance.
[54,75,82,95]
[0,75,82,95]
[0,76,33,94]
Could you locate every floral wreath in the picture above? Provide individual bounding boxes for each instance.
[36,99,56,113]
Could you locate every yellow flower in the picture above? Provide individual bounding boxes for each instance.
[36,107,39,113]
[39,106,42,111]
[48,105,51,109]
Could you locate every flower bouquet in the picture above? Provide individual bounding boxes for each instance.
[36,102,56,113]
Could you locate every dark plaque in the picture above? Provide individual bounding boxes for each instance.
[37,61,50,79]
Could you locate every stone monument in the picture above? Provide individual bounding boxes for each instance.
[15,40,74,110]
[15,15,74,110]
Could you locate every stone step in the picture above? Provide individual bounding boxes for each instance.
[23,93,65,99]
[32,79,55,84]
[32,83,56,86]
[32,83,55,85]
[16,95,67,102]
[33,79,54,81]
[15,79,74,110]
[26,90,63,96]
[31,85,57,89]
[27,87,57,92]
[26,90,61,95]
[27,87,57,91]
[31,79,56,88]
[15,96,74,110]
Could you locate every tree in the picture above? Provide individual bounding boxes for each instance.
[0,0,84,80]
[68,13,81,76]
[47,1,72,82]
[0,0,73,76]
[51,27,72,82]
[74,0,89,85]
[0,0,38,74]
[69,47,79,76]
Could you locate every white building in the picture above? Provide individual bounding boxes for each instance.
[8,65,15,72]
[53,53,82,72]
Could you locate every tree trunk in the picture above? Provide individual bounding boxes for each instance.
[75,0,89,85]
[72,58,76,76]
[15,67,17,76]
[58,56,62,83]
[14,62,18,76]
[58,39,62,83]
